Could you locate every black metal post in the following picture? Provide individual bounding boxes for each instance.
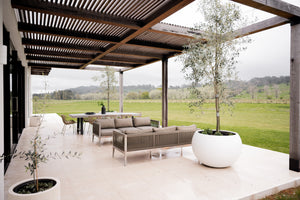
[3,26,11,172]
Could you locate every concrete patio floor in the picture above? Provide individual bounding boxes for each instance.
[4,114,300,200]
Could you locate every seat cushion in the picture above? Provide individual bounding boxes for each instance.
[115,118,133,128]
[177,124,197,132]
[95,119,115,129]
[136,126,153,132]
[124,128,153,135]
[133,117,151,127]
[118,127,139,133]
[153,126,177,134]
[100,128,118,136]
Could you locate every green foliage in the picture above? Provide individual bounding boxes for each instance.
[97,101,104,107]
[15,179,55,194]
[126,92,139,99]
[202,128,213,135]
[13,131,81,192]
[180,0,250,132]
[140,91,150,99]
[93,66,117,111]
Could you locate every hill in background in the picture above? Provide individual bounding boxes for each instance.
[34,76,290,101]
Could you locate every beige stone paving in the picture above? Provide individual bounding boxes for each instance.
[4,114,300,200]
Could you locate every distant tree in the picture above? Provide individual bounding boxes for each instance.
[140,91,150,99]
[126,92,138,99]
[93,66,117,111]
[264,85,271,98]
[274,84,280,99]
[149,89,162,99]
[248,85,257,100]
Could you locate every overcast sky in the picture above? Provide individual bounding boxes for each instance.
[31,0,300,93]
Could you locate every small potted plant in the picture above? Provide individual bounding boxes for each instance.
[98,101,106,114]
[7,125,81,200]
[180,0,250,168]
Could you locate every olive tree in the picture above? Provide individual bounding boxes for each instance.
[180,0,250,133]
[93,66,117,111]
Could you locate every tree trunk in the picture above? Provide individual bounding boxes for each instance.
[215,95,220,133]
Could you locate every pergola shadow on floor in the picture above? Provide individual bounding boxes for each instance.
[4,114,300,200]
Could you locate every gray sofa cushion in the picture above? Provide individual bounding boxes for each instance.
[133,117,151,127]
[124,128,153,135]
[177,125,197,132]
[95,119,115,129]
[136,126,153,132]
[115,118,133,128]
[118,127,139,133]
[101,128,118,136]
[153,126,177,134]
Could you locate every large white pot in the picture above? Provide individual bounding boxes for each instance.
[8,177,60,200]
[192,130,242,168]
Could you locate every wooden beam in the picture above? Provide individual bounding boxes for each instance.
[234,16,290,37]
[26,55,89,64]
[127,40,183,52]
[80,0,194,69]
[111,50,163,59]
[100,56,148,65]
[28,63,80,69]
[24,49,94,59]
[92,61,136,68]
[11,0,141,29]
[22,39,104,53]
[289,22,300,172]
[231,0,300,19]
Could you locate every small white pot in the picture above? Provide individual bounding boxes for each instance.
[8,177,60,200]
[192,130,242,168]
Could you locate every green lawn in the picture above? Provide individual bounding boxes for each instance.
[41,99,290,154]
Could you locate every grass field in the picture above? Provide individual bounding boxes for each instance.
[40,99,290,154]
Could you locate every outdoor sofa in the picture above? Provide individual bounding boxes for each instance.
[92,117,160,145]
[112,124,197,165]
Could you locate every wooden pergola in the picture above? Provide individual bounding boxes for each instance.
[1,0,300,175]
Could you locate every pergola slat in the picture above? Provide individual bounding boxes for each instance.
[26,55,89,64]
[22,38,104,53]
[18,23,120,44]
[24,49,94,59]
[28,63,81,69]
[11,0,142,29]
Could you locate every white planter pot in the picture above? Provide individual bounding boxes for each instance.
[8,177,60,200]
[192,130,242,168]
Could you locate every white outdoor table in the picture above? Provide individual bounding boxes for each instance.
[69,112,142,134]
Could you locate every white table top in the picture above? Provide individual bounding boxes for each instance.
[69,112,141,118]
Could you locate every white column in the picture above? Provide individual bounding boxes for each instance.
[290,21,300,172]
[119,71,124,113]
[25,66,31,127]
[0,0,5,199]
